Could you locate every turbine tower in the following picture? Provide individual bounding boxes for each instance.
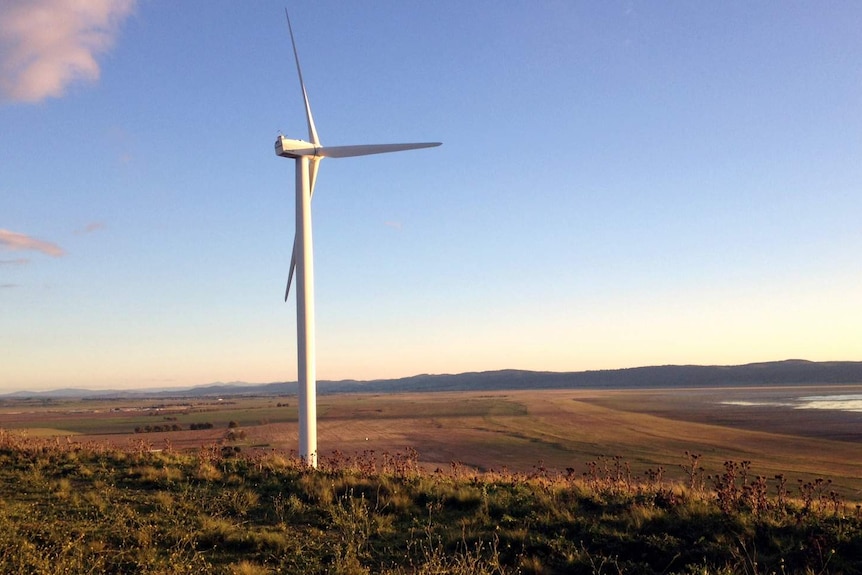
[275,10,440,468]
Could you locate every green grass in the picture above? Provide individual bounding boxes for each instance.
[321,396,529,420]
[1,429,861,574]
[0,397,299,436]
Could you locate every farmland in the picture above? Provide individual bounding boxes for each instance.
[2,385,861,495]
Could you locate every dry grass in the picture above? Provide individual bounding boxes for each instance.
[3,387,862,494]
[1,428,862,574]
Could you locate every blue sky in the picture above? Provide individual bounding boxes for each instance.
[2,1,861,392]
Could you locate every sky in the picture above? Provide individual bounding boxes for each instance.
[2,1,861,393]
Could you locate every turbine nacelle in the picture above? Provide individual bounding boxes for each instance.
[275,135,318,158]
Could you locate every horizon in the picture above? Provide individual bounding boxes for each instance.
[3,357,860,396]
[3,2,861,394]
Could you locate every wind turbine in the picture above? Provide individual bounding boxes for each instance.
[275,10,440,468]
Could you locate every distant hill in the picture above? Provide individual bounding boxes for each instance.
[4,359,862,400]
[316,359,862,395]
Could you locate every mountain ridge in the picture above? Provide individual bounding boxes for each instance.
[4,359,862,400]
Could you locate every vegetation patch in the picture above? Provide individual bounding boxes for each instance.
[0,429,860,574]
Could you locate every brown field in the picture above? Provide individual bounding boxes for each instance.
[2,385,861,497]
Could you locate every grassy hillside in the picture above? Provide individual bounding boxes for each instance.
[1,430,860,574]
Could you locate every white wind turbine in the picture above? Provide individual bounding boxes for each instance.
[275,10,440,468]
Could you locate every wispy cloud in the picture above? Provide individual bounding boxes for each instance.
[0,258,30,265]
[0,0,136,103]
[1,283,19,289]
[384,221,403,231]
[0,229,65,257]
[76,221,106,234]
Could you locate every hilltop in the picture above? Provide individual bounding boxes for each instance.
[0,432,860,574]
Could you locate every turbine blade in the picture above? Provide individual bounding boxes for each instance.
[285,8,320,146]
[285,158,320,302]
[309,157,321,198]
[285,240,297,301]
[317,142,442,158]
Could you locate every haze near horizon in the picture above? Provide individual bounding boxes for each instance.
[2,1,861,393]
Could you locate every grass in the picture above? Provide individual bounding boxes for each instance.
[321,396,528,420]
[1,429,862,574]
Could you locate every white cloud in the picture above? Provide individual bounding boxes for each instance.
[0,229,65,257]
[0,0,135,103]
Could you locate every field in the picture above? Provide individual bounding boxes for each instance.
[2,385,862,574]
[2,385,861,496]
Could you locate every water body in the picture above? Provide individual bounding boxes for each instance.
[797,394,862,413]
[722,393,862,413]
